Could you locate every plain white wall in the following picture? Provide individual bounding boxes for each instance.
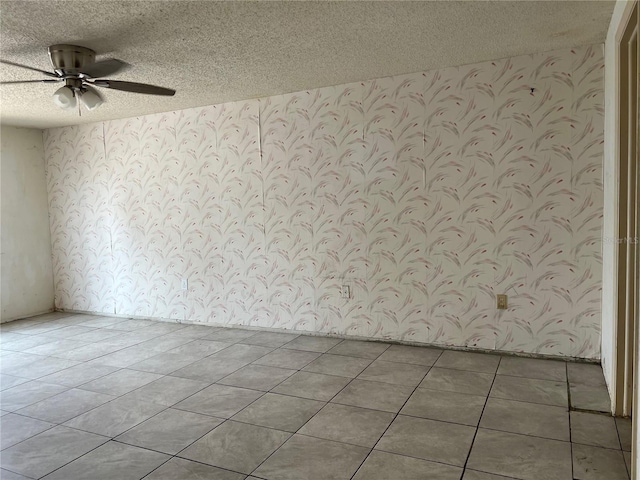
[1,125,54,322]
[601,0,637,413]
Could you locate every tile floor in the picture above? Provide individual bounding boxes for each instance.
[0,312,631,480]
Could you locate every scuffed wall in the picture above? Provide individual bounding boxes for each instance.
[1,126,54,322]
[44,44,604,358]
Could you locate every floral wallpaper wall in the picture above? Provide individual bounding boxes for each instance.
[44,44,604,358]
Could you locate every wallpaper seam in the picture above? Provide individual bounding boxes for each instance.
[102,121,116,315]
[258,100,267,240]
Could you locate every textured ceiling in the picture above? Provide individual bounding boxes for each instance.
[0,1,615,129]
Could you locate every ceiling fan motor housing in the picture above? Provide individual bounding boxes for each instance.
[48,44,96,75]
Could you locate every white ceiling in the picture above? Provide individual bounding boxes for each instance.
[0,1,615,129]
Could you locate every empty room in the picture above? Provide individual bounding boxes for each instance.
[0,1,638,479]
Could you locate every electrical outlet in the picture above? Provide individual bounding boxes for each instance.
[341,285,350,299]
[497,294,508,310]
[181,278,188,290]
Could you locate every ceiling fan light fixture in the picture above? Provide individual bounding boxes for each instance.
[52,85,76,110]
[3,44,177,116]
[79,86,103,111]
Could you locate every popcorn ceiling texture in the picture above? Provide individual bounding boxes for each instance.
[43,44,604,359]
[1,1,614,129]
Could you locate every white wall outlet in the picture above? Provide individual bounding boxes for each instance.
[341,285,350,299]
[181,278,188,290]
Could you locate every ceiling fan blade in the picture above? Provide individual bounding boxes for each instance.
[92,80,175,96]
[0,60,58,78]
[81,59,129,78]
[1,79,62,84]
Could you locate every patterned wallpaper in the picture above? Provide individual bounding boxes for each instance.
[44,44,604,358]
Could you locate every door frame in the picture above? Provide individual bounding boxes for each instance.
[613,1,640,478]
[615,0,639,419]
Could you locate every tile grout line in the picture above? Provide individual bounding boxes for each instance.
[614,416,628,454]
[117,357,589,479]
[1,369,125,420]
[0,330,284,478]
[460,355,501,475]
[157,340,364,477]
[3,313,603,365]
[2,314,614,479]
[140,452,253,480]
[2,334,279,463]
[239,340,397,478]
[347,349,447,480]
[137,454,176,480]
[11,309,605,365]
[0,413,60,452]
[567,361,575,480]
[246,360,363,475]
[169,347,320,450]
[96,342,298,453]
[14,430,112,480]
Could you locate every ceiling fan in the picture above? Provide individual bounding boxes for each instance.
[0,44,176,111]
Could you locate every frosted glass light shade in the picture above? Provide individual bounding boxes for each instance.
[52,86,76,110]
[79,86,103,111]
